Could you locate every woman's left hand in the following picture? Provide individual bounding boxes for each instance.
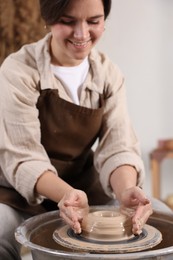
[119,186,153,235]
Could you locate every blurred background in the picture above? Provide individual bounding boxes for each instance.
[0,0,173,216]
[0,0,45,63]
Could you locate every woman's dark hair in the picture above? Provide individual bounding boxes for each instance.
[40,0,112,25]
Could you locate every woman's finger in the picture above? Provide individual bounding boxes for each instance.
[133,202,153,222]
[132,202,153,234]
[59,208,82,233]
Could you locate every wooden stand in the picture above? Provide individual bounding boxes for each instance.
[150,140,173,199]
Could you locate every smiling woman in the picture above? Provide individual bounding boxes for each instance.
[49,0,105,66]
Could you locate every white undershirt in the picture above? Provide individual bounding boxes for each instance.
[51,57,89,105]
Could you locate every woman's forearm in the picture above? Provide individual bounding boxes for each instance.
[35,171,73,203]
[109,165,138,201]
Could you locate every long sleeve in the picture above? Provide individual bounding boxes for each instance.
[0,54,57,205]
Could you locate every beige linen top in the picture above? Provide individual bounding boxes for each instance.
[0,33,145,205]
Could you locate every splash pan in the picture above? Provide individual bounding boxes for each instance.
[15,206,173,260]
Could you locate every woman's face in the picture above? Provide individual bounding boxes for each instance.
[50,0,105,66]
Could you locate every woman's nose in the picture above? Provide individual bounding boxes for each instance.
[73,22,89,40]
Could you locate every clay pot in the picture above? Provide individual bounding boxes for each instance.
[81,209,132,241]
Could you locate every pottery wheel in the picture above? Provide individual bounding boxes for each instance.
[53,224,162,253]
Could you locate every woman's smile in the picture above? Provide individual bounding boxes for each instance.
[68,39,91,49]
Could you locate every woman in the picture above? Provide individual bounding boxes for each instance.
[0,0,152,259]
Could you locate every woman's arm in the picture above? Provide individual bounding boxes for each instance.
[110,165,153,235]
[109,165,137,201]
[35,170,73,202]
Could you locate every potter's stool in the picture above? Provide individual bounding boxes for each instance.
[150,140,173,199]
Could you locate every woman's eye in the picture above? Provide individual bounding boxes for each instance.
[88,20,99,25]
[59,20,75,25]
[58,19,100,26]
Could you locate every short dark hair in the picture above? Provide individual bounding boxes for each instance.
[40,0,112,25]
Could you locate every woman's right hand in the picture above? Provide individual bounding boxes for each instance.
[58,189,89,234]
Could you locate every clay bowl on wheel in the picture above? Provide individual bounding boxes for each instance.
[81,209,133,241]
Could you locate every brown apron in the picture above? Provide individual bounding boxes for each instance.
[0,88,110,215]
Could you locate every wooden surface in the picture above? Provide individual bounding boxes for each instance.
[150,140,173,199]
